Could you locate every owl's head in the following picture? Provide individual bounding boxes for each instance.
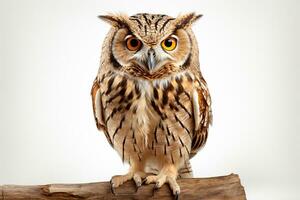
[99,13,202,79]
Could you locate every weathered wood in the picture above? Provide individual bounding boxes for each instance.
[0,174,246,200]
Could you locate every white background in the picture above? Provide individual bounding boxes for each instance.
[0,0,299,199]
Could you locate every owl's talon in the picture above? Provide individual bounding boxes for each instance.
[133,172,145,192]
[174,191,180,200]
[142,178,147,184]
[136,181,142,188]
[135,181,142,192]
[110,180,116,195]
[152,184,159,196]
[135,185,141,193]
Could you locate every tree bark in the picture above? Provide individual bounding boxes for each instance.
[0,173,246,200]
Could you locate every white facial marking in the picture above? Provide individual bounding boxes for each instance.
[131,42,173,71]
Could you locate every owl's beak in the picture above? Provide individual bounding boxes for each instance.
[146,49,156,70]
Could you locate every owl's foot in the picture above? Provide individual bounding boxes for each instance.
[144,165,180,199]
[110,174,130,195]
[110,171,146,195]
[133,171,147,191]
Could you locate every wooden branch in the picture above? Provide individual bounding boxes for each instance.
[0,174,246,200]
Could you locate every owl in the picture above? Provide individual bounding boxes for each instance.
[91,13,212,199]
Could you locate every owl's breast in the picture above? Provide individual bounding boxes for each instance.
[99,72,155,162]
[99,70,197,164]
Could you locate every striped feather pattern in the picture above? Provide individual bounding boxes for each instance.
[92,69,211,173]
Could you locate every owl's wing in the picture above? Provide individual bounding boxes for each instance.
[91,78,113,146]
[190,77,212,157]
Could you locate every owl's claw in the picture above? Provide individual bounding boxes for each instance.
[133,174,142,188]
[152,183,179,199]
[110,179,116,195]
[135,181,142,193]
[135,181,142,187]
[133,172,146,193]
[174,190,180,200]
[152,183,159,196]
[142,178,147,185]
[135,185,141,193]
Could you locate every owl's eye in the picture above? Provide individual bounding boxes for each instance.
[126,36,142,51]
[161,37,177,51]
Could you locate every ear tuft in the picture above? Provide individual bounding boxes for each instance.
[98,14,129,28]
[175,13,203,29]
[194,14,203,21]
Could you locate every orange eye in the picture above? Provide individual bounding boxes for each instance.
[126,36,142,51]
[161,37,177,51]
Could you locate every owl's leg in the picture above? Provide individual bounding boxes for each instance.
[110,163,146,194]
[144,164,180,199]
[178,160,193,178]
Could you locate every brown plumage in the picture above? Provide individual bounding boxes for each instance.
[91,13,212,197]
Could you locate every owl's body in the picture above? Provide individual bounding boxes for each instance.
[91,13,212,196]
